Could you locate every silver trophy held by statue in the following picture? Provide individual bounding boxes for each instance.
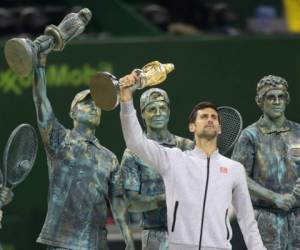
[4,8,92,76]
[90,61,175,111]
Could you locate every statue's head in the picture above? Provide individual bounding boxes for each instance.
[140,88,170,130]
[255,75,289,120]
[69,89,101,127]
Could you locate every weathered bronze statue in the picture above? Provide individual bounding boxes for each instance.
[232,75,300,249]
[31,41,135,250]
[12,8,136,250]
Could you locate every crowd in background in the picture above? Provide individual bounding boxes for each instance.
[138,0,300,35]
[0,0,299,38]
[0,0,86,38]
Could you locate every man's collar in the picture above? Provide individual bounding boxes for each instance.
[192,147,219,159]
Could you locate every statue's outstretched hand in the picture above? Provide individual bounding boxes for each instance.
[35,35,54,67]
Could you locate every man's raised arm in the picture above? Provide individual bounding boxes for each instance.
[119,72,172,175]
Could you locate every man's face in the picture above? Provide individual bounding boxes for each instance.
[73,97,101,127]
[262,89,287,120]
[142,101,170,130]
[189,107,221,140]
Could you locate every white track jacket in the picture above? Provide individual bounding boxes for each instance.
[120,101,266,250]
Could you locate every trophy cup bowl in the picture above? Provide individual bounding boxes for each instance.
[90,72,120,111]
[4,38,36,76]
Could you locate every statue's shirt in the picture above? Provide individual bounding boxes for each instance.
[232,118,300,208]
[37,115,122,250]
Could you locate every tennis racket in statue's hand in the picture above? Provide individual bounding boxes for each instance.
[217,106,243,156]
[0,124,38,209]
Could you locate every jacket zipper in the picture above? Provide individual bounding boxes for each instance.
[171,201,179,232]
[225,208,229,240]
[198,157,210,250]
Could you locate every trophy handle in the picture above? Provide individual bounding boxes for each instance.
[44,25,64,51]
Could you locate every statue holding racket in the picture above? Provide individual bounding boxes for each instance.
[0,122,37,250]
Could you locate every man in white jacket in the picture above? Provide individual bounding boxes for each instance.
[118,72,266,250]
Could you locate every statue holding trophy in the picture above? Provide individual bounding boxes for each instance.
[4,7,136,250]
[90,61,175,111]
[4,8,92,76]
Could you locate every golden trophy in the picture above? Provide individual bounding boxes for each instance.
[4,8,92,76]
[90,61,174,111]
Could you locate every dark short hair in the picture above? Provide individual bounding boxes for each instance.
[188,101,219,124]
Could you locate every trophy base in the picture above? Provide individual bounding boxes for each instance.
[4,38,36,76]
[90,72,119,111]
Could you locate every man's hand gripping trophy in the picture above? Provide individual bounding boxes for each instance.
[119,70,141,102]
[90,61,175,110]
